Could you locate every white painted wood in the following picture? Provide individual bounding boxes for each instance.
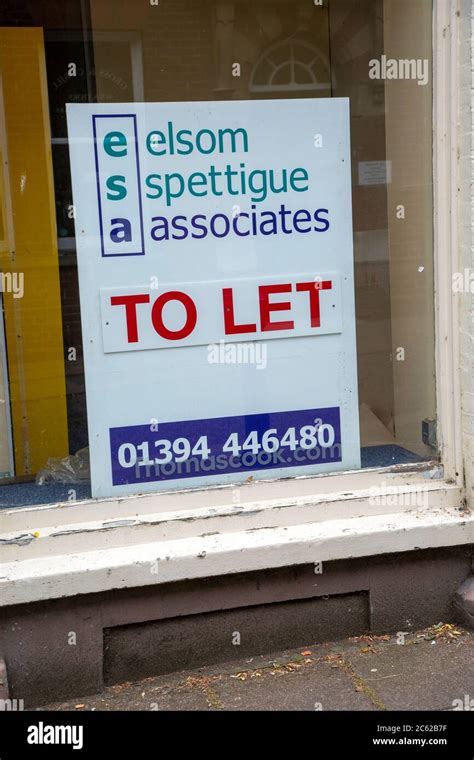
[0,480,463,562]
[0,462,443,531]
[433,0,464,484]
[0,505,472,607]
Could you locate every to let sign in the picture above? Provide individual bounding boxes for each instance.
[67,98,360,498]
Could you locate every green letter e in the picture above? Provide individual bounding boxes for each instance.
[104,131,127,157]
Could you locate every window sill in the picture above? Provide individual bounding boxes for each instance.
[0,473,468,606]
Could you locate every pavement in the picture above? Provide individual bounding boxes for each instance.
[39,622,474,711]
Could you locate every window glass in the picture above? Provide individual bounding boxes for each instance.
[0,0,436,507]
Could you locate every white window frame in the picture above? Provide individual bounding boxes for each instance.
[0,0,471,607]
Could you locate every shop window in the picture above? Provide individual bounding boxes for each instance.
[0,0,437,507]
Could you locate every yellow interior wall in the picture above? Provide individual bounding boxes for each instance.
[0,27,68,475]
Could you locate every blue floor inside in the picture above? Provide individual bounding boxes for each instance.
[0,445,428,509]
[360,444,426,468]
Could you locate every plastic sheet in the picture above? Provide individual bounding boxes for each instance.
[35,447,90,485]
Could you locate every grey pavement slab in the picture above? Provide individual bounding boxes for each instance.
[39,624,474,712]
[346,636,474,711]
[207,661,377,711]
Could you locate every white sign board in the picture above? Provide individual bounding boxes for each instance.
[67,98,360,498]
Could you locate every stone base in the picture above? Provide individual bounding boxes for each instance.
[453,575,474,629]
[0,545,472,707]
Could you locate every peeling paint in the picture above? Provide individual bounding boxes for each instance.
[0,533,35,546]
[102,519,138,529]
